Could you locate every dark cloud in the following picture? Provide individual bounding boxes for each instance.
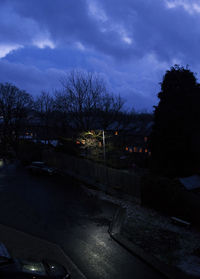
[0,59,63,95]
[0,0,138,60]
[99,0,200,63]
[1,0,200,62]
[0,1,42,45]
[0,0,200,110]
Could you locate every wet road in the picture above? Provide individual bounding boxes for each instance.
[0,162,166,279]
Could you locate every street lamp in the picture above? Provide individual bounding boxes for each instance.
[102,130,106,162]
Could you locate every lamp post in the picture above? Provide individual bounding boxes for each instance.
[102,129,108,193]
[102,130,106,163]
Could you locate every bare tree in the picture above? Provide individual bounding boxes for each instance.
[34,91,55,143]
[60,70,125,130]
[98,92,125,129]
[53,90,71,136]
[0,82,33,150]
[34,91,54,115]
[54,90,69,114]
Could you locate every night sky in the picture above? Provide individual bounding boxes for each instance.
[0,0,200,111]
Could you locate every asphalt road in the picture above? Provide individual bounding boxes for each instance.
[0,162,166,279]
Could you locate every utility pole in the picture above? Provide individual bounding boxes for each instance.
[102,129,108,193]
[103,130,106,163]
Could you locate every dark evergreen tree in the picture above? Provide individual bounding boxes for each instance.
[150,65,200,176]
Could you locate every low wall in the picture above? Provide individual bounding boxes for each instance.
[43,150,141,200]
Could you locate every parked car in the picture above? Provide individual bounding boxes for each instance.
[0,242,70,278]
[27,162,57,176]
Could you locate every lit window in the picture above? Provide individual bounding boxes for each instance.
[129,148,133,153]
[134,147,137,152]
[115,131,118,135]
[145,148,148,153]
[76,141,80,144]
[125,147,128,151]
[144,136,148,142]
[139,148,143,153]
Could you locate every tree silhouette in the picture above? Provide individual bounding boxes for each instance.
[0,82,33,151]
[60,70,124,131]
[150,65,200,176]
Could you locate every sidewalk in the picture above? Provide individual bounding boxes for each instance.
[82,185,200,279]
[108,204,200,279]
[109,224,194,279]
[0,223,86,279]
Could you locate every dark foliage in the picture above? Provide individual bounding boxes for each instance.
[55,137,79,156]
[0,82,33,154]
[18,140,44,165]
[149,65,200,176]
[141,173,200,226]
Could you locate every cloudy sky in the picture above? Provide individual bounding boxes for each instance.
[0,0,200,111]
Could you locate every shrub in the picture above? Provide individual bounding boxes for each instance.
[141,174,183,214]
